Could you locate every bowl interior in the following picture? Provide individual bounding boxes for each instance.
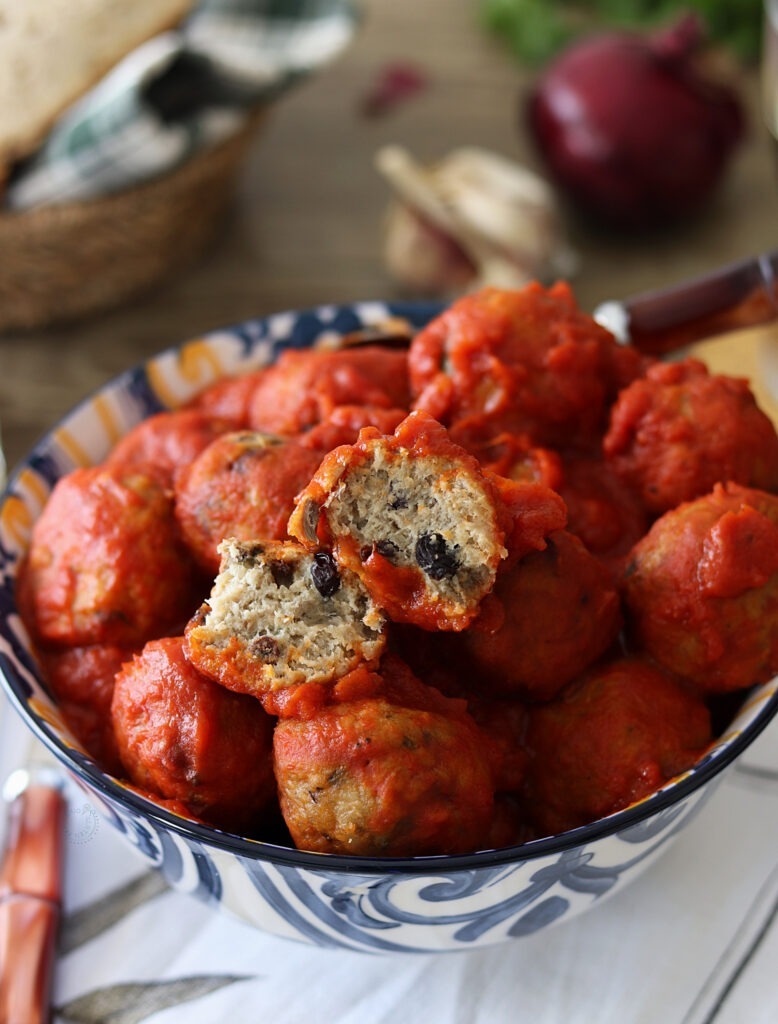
[2,299,778,874]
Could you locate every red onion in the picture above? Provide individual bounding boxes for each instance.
[526,14,745,230]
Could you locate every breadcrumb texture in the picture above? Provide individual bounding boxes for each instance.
[289,411,508,630]
[185,538,386,697]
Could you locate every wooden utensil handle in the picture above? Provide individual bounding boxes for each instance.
[0,784,65,1024]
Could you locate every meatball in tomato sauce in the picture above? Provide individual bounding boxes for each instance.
[274,656,496,856]
[622,483,778,693]
[456,530,622,701]
[174,431,324,575]
[523,658,711,836]
[105,409,235,490]
[248,345,410,436]
[409,282,644,449]
[112,636,276,832]
[604,358,778,516]
[21,467,199,648]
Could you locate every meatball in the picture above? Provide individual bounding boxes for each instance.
[523,658,711,836]
[39,643,136,773]
[22,467,199,647]
[247,345,410,436]
[456,530,623,701]
[185,538,385,705]
[187,370,268,426]
[622,482,778,692]
[174,430,324,575]
[112,636,276,832]
[604,358,778,515]
[273,656,495,856]
[105,409,235,489]
[557,453,648,572]
[409,282,644,449]
[468,431,564,491]
[298,404,407,451]
[289,411,565,631]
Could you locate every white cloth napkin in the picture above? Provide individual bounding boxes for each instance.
[3,690,778,1024]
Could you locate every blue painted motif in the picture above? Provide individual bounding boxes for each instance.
[243,860,361,950]
[27,450,64,489]
[508,895,570,936]
[122,366,169,417]
[190,847,223,904]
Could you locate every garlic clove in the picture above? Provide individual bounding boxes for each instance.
[382,203,476,296]
[375,144,577,297]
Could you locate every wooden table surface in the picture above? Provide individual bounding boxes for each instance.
[2,0,778,470]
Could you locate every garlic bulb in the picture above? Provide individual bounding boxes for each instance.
[375,145,577,297]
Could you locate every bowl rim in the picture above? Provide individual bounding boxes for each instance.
[3,298,777,876]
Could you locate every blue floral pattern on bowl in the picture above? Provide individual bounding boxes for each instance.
[2,301,777,954]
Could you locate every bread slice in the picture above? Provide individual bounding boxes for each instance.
[0,0,196,166]
[185,538,387,699]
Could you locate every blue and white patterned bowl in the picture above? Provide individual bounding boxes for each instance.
[2,301,778,954]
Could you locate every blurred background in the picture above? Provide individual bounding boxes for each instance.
[1,0,776,468]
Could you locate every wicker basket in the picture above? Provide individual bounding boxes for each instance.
[0,113,265,332]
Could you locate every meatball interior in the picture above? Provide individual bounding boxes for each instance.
[186,538,386,697]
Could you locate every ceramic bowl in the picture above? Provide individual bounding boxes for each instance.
[2,301,777,954]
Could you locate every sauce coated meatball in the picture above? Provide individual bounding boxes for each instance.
[248,345,410,436]
[604,358,778,515]
[523,658,711,836]
[105,409,235,489]
[174,431,324,574]
[112,636,276,831]
[622,482,778,692]
[273,656,495,856]
[409,282,644,449]
[39,643,136,772]
[22,467,199,647]
[456,530,622,701]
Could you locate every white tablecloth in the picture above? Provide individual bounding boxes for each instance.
[3,689,778,1024]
